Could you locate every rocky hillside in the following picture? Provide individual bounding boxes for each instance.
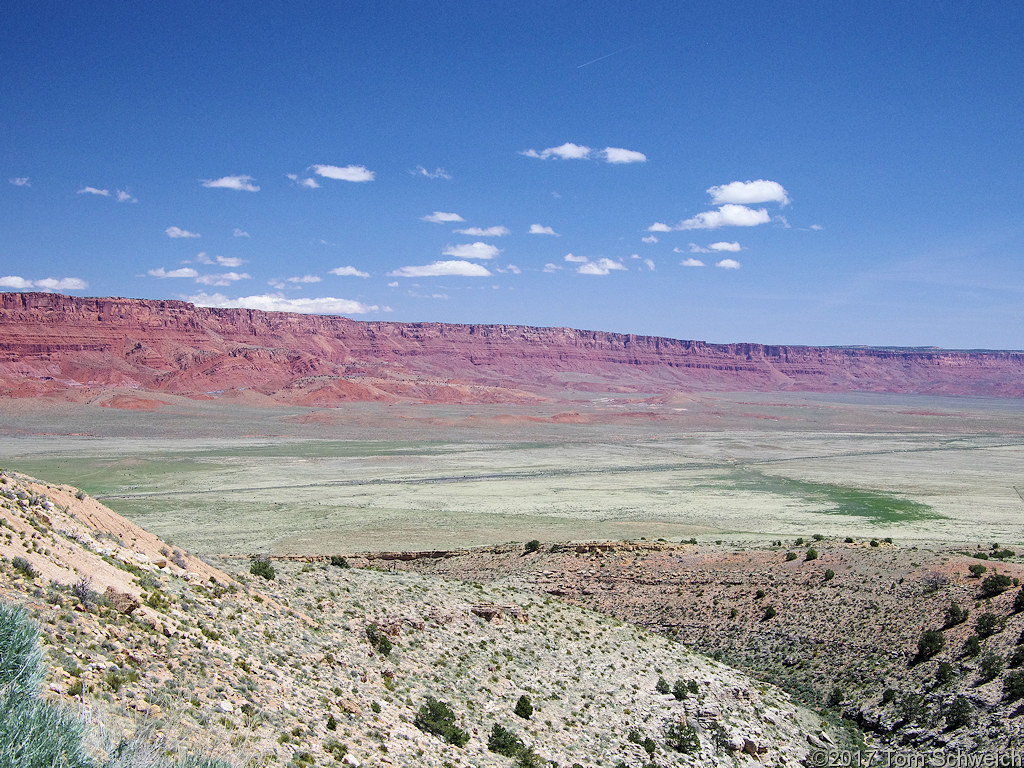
[388,539,1024,753]
[0,470,849,767]
[2,292,1023,404]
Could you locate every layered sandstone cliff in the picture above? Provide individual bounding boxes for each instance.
[1,292,1021,402]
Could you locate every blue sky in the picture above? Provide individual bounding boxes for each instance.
[2,1,1022,348]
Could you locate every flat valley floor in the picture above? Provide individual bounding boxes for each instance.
[1,390,1021,554]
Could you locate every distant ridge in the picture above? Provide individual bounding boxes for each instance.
[1,292,1022,402]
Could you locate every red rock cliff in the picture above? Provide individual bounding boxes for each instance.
[1,292,1021,401]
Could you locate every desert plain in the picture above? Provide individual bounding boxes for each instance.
[1,389,1020,556]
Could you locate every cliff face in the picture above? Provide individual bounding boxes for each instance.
[1,292,1022,402]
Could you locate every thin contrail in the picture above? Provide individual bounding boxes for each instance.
[577,45,636,69]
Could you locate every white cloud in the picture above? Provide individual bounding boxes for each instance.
[680,258,705,267]
[387,281,399,287]
[329,266,370,278]
[1,275,88,291]
[201,175,260,192]
[188,292,381,315]
[195,271,251,286]
[677,204,770,230]
[388,260,491,277]
[165,226,200,239]
[709,241,742,252]
[602,147,647,164]
[77,186,109,196]
[641,235,658,244]
[707,179,789,206]
[443,242,500,260]
[411,166,451,180]
[232,228,250,238]
[148,267,199,278]
[115,189,137,203]
[543,263,562,272]
[647,222,672,232]
[287,275,321,284]
[563,253,588,263]
[287,173,320,188]
[684,244,708,253]
[497,264,522,274]
[643,259,655,271]
[9,177,29,187]
[810,224,824,231]
[454,226,510,237]
[311,164,375,182]
[521,142,592,160]
[0,275,33,289]
[215,256,246,267]
[578,258,627,276]
[421,211,465,224]
[715,259,741,269]
[528,224,559,236]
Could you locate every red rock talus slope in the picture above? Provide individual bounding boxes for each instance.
[1,292,1022,402]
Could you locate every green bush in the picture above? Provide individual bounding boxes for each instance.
[963,636,981,657]
[488,724,525,758]
[514,694,533,720]
[944,602,968,628]
[414,697,469,747]
[935,661,955,685]
[804,548,818,561]
[975,612,1003,639]
[1007,647,1024,669]
[365,623,393,656]
[324,741,348,762]
[524,540,540,553]
[823,569,835,581]
[1014,589,1024,614]
[761,605,777,621]
[655,676,670,694]
[968,563,987,578]
[1005,670,1024,702]
[10,556,36,579]
[664,721,700,754]
[672,679,688,701]
[979,651,1004,683]
[945,696,973,730]
[915,629,945,662]
[784,552,797,562]
[249,557,275,581]
[981,573,1012,597]
[329,556,350,569]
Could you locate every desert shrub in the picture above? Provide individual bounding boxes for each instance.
[827,686,844,707]
[899,693,927,724]
[844,537,854,543]
[516,746,545,768]
[1008,647,1024,669]
[784,552,797,562]
[329,556,350,568]
[968,563,987,578]
[869,539,879,547]
[326,714,337,731]
[979,651,1004,683]
[881,688,896,704]
[963,636,981,657]
[944,602,968,628]
[524,540,540,553]
[1005,670,1024,702]
[974,552,990,560]
[805,548,818,561]
[813,534,824,541]
[249,557,275,581]
[935,661,955,686]
[761,605,777,621]
[795,537,804,545]
[75,490,86,500]
[514,694,533,720]
[664,721,699,754]
[672,679,688,701]
[655,676,670,694]
[324,740,348,761]
[488,724,525,758]
[1013,589,1024,614]
[824,569,835,582]
[991,548,1016,559]
[945,696,973,730]
[975,612,1003,639]
[755,589,765,599]
[11,556,35,579]
[414,696,469,747]
[915,629,945,662]
[981,573,1012,597]
[365,623,392,656]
